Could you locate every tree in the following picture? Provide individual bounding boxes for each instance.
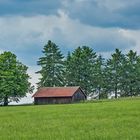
[105,49,125,98]
[0,52,32,106]
[65,46,97,95]
[64,52,74,86]
[122,50,140,96]
[37,40,64,87]
[93,55,107,99]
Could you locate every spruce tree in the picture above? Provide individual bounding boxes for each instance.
[93,55,107,99]
[122,50,140,96]
[105,49,125,98]
[64,52,74,86]
[37,40,64,87]
[65,46,97,95]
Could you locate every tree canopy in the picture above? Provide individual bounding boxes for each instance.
[0,52,32,106]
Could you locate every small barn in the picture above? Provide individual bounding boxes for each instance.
[32,86,86,105]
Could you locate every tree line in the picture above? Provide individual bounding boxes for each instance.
[0,40,140,105]
[37,40,140,99]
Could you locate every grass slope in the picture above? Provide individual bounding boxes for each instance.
[0,98,140,140]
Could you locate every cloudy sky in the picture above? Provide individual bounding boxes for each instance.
[0,0,140,103]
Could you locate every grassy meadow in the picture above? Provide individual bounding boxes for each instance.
[0,98,140,140]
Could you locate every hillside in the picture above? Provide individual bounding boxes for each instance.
[0,98,140,140]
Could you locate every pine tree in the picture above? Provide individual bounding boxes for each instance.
[93,55,107,99]
[64,52,74,86]
[37,40,64,87]
[105,49,125,98]
[65,46,97,95]
[122,50,140,96]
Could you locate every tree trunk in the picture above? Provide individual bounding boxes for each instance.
[98,87,101,100]
[114,75,118,99]
[130,87,133,97]
[4,96,8,106]
[115,84,117,99]
[130,81,133,97]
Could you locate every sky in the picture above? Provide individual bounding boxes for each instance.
[0,0,140,104]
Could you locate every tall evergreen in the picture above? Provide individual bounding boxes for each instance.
[93,55,106,99]
[122,50,140,96]
[105,49,125,98]
[37,40,64,87]
[64,52,74,86]
[65,46,97,95]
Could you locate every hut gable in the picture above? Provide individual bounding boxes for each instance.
[32,87,86,105]
[72,88,86,102]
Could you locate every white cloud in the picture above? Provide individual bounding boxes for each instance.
[0,10,139,63]
[27,66,41,89]
[0,49,4,53]
[119,29,140,54]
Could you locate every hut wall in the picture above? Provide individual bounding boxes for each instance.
[34,97,72,105]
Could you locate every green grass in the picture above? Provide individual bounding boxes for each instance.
[0,98,140,140]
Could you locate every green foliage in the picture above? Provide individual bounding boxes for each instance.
[104,49,140,98]
[93,55,107,99]
[37,40,64,87]
[0,52,32,106]
[105,49,126,98]
[0,98,140,139]
[64,51,73,86]
[64,46,97,95]
[121,50,140,96]
[37,40,140,98]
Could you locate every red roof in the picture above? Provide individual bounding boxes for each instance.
[32,86,83,98]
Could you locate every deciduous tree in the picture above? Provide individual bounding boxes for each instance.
[0,52,32,106]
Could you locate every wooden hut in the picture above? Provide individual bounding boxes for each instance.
[32,86,86,105]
